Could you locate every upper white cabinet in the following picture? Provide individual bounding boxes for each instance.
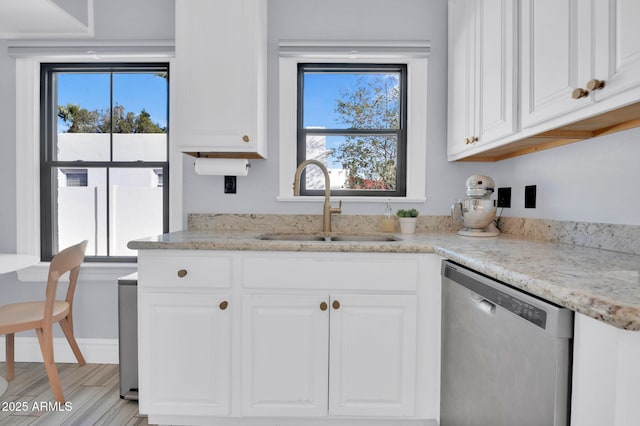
[173,0,267,158]
[591,0,640,103]
[520,0,594,128]
[447,0,517,159]
[449,0,640,161]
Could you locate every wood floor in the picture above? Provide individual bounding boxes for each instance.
[0,362,148,425]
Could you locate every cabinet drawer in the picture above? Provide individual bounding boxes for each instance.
[242,253,419,291]
[138,251,232,288]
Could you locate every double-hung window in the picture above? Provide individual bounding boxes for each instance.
[278,41,429,202]
[40,63,169,262]
[297,63,407,196]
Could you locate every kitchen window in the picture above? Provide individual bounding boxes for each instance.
[40,63,169,262]
[278,41,429,202]
[297,63,407,196]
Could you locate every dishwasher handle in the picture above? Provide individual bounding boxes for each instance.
[471,293,496,314]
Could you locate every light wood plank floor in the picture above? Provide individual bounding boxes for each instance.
[0,362,148,425]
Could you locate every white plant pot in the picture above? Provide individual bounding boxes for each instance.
[398,217,417,234]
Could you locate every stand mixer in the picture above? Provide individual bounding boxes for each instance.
[451,175,500,237]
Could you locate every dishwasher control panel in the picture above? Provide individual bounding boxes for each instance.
[443,262,549,330]
[495,290,547,329]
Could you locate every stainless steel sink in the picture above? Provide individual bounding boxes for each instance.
[257,233,400,242]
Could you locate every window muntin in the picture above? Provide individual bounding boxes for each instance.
[297,63,407,197]
[41,63,169,262]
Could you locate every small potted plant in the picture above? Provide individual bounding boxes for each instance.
[396,208,419,234]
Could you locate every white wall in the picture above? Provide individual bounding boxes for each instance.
[488,128,640,226]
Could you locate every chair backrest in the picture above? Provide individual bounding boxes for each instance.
[44,241,88,321]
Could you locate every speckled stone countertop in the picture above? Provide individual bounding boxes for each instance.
[129,226,640,331]
[128,215,640,330]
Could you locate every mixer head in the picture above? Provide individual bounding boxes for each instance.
[465,175,495,199]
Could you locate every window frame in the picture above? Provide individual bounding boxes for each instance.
[296,63,408,197]
[39,62,170,263]
[277,41,429,203]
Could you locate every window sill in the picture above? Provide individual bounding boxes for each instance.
[276,195,427,203]
[17,262,137,283]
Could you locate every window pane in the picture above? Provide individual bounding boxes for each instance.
[303,71,400,130]
[305,134,398,191]
[54,167,164,257]
[55,168,107,256]
[113,133,167,161]
[56,73,111,161]
[109,168,164,256]
[112,73,168,161]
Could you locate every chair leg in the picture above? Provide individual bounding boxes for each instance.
[5,333,15,380]
[36,327,65,403]
[59,317,86,366]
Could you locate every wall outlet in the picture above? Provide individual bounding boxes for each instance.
[224,176,237,194]
[497,187,511,208]
[525,185,536,208]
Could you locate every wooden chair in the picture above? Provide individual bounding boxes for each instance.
[0,240,88,402]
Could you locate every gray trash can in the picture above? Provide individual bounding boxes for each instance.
[118,272,138,400]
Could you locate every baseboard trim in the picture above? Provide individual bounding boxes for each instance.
[0,336,119,364]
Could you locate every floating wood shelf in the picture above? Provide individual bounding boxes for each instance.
[459,102,640,162]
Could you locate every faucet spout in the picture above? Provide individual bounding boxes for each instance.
[293,159,342,233]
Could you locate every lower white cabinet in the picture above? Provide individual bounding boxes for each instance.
[138,292,232,417]
[242,294,417,418]
[571,313,640,426]
[242,295,329,416]
[137,250,441,425]
[328,294,417,417]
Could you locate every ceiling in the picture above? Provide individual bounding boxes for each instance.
[0,0,91,39]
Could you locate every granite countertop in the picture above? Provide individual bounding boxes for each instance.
[129,229,640,331]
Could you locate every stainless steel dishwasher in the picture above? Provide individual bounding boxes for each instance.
[440,260,574,426]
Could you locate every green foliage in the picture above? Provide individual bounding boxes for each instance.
[396,208,419,218]
[57,103,165,134]
[332,74,400,190]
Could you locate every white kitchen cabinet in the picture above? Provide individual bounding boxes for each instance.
[241,294,330,417]
[173,0,267,158]
[571,313,640,426]
[328,294,417,417]
[521,0,640,128]
[591,0,640,104]
[449,0,640,162]
[447,0,517,159]
[242,293,417,418]
[137,250,441,425]
[138,292,232,417]
[520,0,593,128]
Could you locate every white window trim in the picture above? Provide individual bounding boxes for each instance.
[14,54,182,281]
[277,40,430,203]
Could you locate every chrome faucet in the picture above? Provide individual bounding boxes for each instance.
[293,159,342,233]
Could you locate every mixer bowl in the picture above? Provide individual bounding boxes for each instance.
[459,198,496,229]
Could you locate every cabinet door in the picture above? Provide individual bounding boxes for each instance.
[242,295,329,416]
[448,0,517,159]
[520,0,593,128]
[173,0,266,157]
[139,292,231,416]
[447,0,477,158]
[328,294,418,417]
[476,0,517,144]
[592,0,640,102]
